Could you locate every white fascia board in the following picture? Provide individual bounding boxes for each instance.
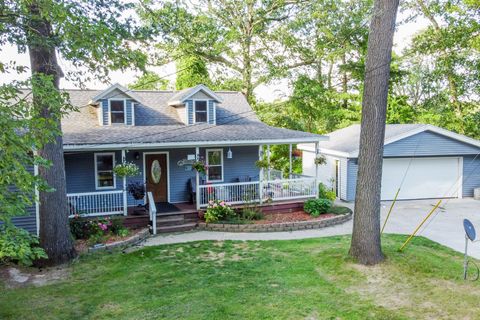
[168,85,224,106]
[63,137,328,151]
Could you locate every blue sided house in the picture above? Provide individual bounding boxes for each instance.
[14,83,327,234]
[300,124,480,202]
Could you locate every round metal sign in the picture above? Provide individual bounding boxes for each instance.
[151,160,161,184]
[464,219,476,241]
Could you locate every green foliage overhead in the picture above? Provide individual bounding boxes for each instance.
[128,72,169,90]
[176,55,211,90]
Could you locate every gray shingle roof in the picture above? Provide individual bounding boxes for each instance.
[61,89,324,147]
[318,124,426,154]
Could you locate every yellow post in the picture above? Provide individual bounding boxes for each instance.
[399,200,442,251]
[381,188,400,234]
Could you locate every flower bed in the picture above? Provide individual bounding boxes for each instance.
[198,211,352,232]
[198,207,352,232]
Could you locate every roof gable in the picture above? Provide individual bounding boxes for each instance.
[92,83,142,103]
[167,84,223,106]
[308,124,480,158]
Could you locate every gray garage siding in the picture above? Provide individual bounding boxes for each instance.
[463,155,480,197]
[343,131,480,201]
[384,131,479,157]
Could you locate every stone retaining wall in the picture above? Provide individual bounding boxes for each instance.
[197,211,352,233]
[88,228,150,252]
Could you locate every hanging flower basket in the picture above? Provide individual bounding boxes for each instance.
[292,149,302,159]
[314,155,327,166]
[113,162,140,177]
[255,159,270,170]
[192,160,207,174]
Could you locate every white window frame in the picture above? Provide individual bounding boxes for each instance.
[206,148,224,182]
[94,152,116,190]
[193,100,209,124]
[108,99,127,125]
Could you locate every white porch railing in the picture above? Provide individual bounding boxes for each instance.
[199,181,260,207]
[147,191,157,235]
[67,190,124,217]
[198,177,316,208]
[263,178,317,202]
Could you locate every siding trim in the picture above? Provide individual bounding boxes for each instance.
[142,151,170,203]
[94,152,117,190]
[107,99,127,125]
[206,148,224,183]
[64,137,327,151]
[193,99,209,124]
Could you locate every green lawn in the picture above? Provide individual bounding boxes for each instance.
[1,235,480,319]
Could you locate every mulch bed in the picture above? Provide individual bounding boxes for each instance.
[254,211,336,224]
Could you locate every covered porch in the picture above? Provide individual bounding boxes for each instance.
[64,141,323,222]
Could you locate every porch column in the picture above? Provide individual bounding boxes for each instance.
[289,144,292,179]
[121,149,127,216]
[314,142,319,198]
[267,144,271,180]
[195,146,200,210]
[258,145,263,204]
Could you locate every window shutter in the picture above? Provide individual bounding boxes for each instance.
[126,100,133,125]
[102,100,109,125]
[187,100,194,125]
[208,101,215,124]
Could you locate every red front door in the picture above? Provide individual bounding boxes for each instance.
[145,154,168,203]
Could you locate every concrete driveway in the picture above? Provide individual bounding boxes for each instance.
[377,198,480,258]
[145,198,480,258]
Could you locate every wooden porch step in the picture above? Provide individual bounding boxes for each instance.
[156,211,198,220]
[156,223,197,233]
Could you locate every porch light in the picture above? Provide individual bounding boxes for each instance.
[134,152,140,160]
[227,148,233,159]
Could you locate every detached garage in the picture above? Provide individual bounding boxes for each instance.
[299,124,480,201]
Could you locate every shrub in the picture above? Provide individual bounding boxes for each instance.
[304,199,332,217]
[329,206,351,215]
[0,224,47,266]
[69,216,128,241]
[240,207,264,221]
[318,182,336,201]
[204,200,235,223]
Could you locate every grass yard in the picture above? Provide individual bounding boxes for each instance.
[1,235,480,319]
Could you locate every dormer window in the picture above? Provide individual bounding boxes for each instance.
[109,100,126,124]
[194,100,207,123]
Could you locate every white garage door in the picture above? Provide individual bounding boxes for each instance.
[381,157,462,200]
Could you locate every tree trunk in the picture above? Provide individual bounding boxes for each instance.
[349,0,399,265]
[26,2,76,266]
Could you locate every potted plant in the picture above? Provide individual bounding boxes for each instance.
[255,159,270,170]
[314,155,327,166]
[113,161,140,177]
[127,182,146,214]
[192,160,207,174]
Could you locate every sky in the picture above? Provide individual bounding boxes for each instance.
[0,10,428,102]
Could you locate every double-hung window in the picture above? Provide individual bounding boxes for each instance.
[95,153,116,189]
[109,100,125,124]
[206,149,223,182]
[194,100,207,123]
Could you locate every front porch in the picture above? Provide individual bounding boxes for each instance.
[65,142,322,233]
